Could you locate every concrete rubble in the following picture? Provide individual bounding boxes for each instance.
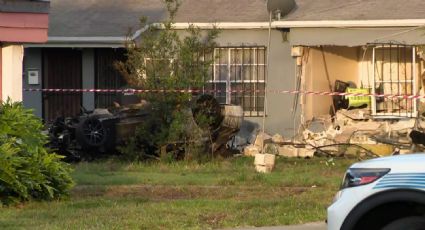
[254,132,272,149]
[301,109,420,156]
[254,153,276,173]
[244,145,261,157]
[272,134,285,144]
[244,108,421,159]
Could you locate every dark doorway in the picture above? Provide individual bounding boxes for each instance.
[42,48,82,122]
[95,48,127,108]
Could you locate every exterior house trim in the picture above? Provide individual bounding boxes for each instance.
[170,20,425,29]
[0,12,49,43]
[32,19,425,47]
[273,20,425,28]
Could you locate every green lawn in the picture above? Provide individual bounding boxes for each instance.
[0,157,357,230]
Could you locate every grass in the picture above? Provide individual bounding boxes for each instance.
[0,156,358,230]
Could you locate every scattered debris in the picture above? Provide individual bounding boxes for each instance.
[264,143,279,155]
[277,145,298,158]
[244,145,261,157]
[300,108,420,157]
[254,153,276,173]
[338,109,371,120]
[242,100,424,160]
[272,134,285,144]
[298,147,315,158]
[254,132,272,149]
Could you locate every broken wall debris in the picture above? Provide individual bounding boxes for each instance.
[254,153,276,173]
[242,107,421,160]
[302,108,422,157]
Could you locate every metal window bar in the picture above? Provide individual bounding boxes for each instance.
[382,46,386,115]
[371,43,417,118]
[249,47,253,117]
[242,46,245,114]
[397,45,400,117]
[256,47,259,117]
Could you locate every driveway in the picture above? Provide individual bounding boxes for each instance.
[225,222,326,230]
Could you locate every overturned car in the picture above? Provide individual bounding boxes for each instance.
[47,95,243,161]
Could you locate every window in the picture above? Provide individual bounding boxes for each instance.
[371,44,418,118]
[205,47,266,117]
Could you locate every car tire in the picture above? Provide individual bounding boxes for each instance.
[76,117,109,149]
[382,216,425,230]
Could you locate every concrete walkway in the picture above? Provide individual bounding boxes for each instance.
[225,222,327,230]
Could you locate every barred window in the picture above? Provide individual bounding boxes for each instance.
[206,47,266,117]
[371,44,418,118]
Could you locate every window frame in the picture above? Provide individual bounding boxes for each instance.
[207,46,267,117]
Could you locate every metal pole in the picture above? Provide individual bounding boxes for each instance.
[372,47,377,116]
[262,11,272,134]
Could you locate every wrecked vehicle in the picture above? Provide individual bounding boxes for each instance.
[48,105,148,160]
[47,94,243,160]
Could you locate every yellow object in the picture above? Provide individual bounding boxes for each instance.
[361,144,394,156]
[346,88,371,108]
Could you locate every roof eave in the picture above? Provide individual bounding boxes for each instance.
[28,19,425,47]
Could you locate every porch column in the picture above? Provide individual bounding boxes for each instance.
[1,45,23,102]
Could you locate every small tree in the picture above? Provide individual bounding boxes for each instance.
[115,0,219,161]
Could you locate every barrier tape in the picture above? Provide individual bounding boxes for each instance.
[23,88,425,100]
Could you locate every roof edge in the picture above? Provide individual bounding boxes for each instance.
[274,19,425,28]
[40,19,425,47]
[170,20,425,29]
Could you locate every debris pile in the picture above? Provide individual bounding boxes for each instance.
[244,132,314,159]
[243,108,424,160]
[302,109,419,157]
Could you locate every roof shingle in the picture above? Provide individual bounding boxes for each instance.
[48,0,425,37]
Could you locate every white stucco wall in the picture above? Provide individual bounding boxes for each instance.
[2,45,23,102]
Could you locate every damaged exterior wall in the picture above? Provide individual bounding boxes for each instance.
[295,29,425,156]
[302,45,425,120]
[304,46,360,120]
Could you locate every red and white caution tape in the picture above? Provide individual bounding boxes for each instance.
[23,88,425,100]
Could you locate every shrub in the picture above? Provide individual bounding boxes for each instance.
[0,100,74,205]
[115,0,219,161]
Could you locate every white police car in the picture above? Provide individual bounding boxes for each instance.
[328,154,425,230]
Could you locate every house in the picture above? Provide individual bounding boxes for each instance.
[1,0,49,102]
[23,0,425,139]
[23,0,298,137]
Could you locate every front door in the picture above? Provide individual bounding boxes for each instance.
[43,48,82,122]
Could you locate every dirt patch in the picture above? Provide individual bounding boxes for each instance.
[72,185,309,201]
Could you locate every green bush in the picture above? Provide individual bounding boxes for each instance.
[0,100,74,205]
[115,0,219,162]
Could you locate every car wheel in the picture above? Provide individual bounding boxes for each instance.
[76,117,108,148]
[382,216,425,230]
